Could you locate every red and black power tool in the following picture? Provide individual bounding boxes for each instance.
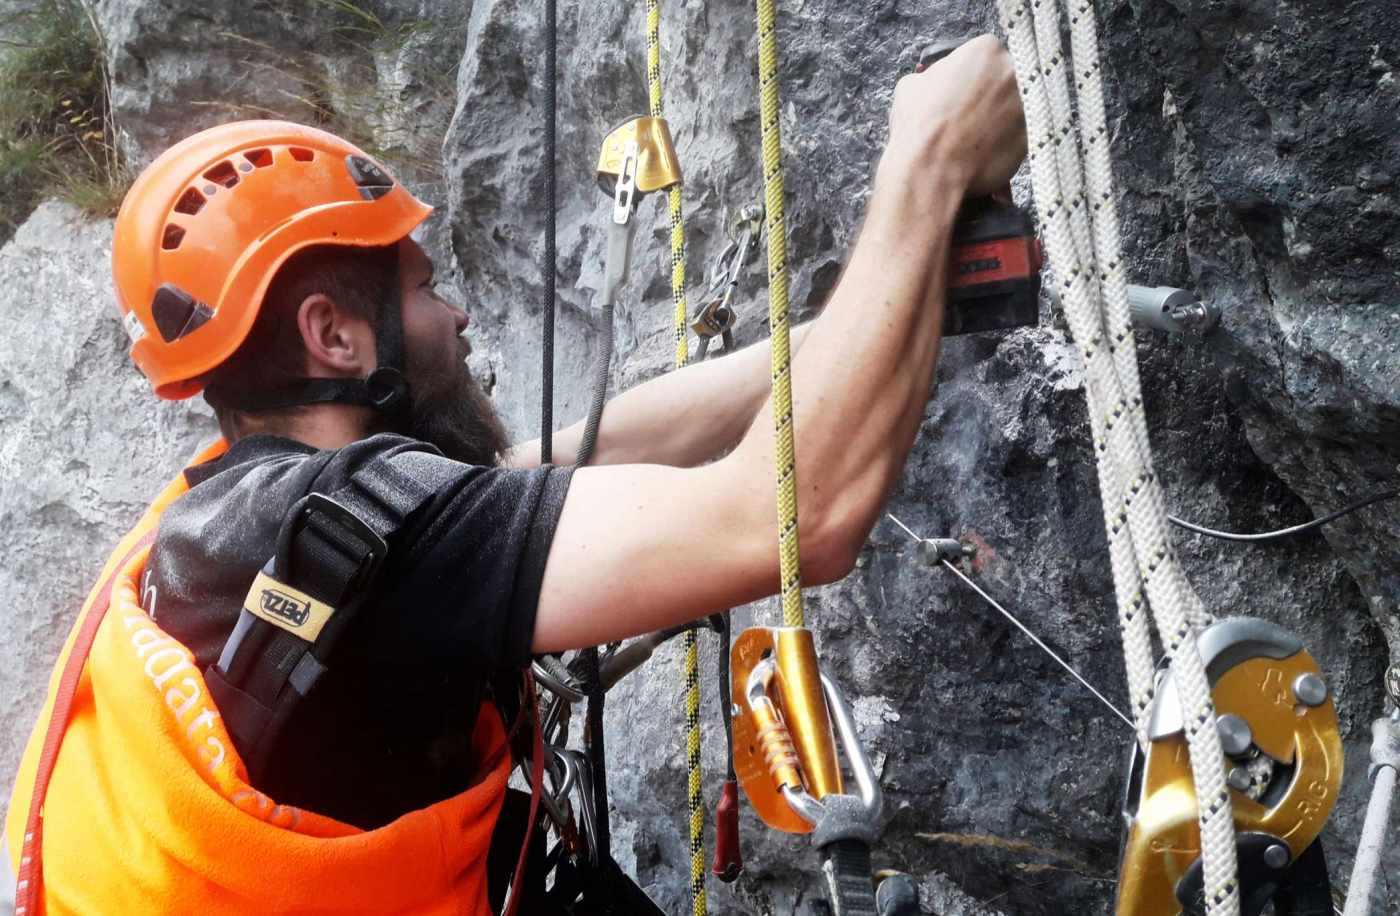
[917,42,1043,336]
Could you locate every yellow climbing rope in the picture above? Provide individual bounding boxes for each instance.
[646,1,690,370]
[643,3,705,914]
[754,0,804,629]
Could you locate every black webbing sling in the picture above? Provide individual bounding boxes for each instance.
[206,451,436,780]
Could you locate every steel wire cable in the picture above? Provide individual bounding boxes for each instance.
[1169,490,1399,543]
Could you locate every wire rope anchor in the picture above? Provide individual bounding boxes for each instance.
[1117,618,1343,916]
[1126,285,1222,335]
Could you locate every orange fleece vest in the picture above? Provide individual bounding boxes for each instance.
[6,442,511,914]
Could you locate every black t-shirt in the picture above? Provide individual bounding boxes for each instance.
[143,433,573,829]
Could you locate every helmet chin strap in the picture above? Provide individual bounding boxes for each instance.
[204,267,412,416]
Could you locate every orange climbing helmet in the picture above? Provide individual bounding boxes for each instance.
[112,120,433,402]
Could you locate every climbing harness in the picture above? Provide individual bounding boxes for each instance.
[208,452,433,778]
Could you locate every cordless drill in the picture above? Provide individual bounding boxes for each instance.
[917,42,1043,336]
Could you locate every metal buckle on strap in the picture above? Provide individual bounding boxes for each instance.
[299,492,388,587]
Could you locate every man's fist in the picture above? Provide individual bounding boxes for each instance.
[885,36,1027,199]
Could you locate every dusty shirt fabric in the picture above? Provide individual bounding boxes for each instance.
[143,433,572,829]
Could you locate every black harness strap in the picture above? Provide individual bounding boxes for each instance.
[207,450,435,780]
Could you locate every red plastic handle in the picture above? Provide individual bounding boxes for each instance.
[711,779,743,883]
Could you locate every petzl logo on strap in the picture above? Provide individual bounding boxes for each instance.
[260,588,311,628]
[243,570,336,641]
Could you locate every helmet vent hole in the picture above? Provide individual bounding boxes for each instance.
[173,188,206,216]
[289,147,315,162]
[202,161,239,189]
[161,224,186,250]
[243,148,273,168]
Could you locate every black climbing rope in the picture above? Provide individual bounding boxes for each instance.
[541,0,556,465]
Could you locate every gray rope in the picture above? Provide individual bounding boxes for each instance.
[576,301,614,466]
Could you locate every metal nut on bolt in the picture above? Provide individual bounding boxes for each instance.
[1263,843,1290,870]
[1292,673,1328,708]
[920,538,972,566]
[1216,713,1253,756]
[1227,767,1252,792]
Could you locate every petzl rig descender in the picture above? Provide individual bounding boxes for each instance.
[1117,618,1343,916]
[731,627,896,914]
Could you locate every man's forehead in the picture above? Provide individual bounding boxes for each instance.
[398,238,434,277]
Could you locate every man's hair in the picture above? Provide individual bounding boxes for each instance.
[204,244,397,423]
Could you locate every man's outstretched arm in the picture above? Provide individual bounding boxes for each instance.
[531,37,1025,652]
[506,323,813,470]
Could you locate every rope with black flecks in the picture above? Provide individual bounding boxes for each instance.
[996,0,1238,908]
[755,0,803,629]
[644,3,705,912]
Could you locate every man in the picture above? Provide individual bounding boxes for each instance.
[5,36,1025,913]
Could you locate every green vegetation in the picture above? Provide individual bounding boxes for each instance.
[188,2,452,183]
[0,0,126,242]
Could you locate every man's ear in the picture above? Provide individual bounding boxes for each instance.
[296,294,376,377]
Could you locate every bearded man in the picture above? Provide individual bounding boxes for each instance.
[4,36,1025,915]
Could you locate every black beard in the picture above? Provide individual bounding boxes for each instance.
[398,359,510,467]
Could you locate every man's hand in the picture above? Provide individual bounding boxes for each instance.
[884,36,1026,199]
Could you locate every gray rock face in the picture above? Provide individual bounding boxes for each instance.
[97,0,470,175]
[0,0,1395,913]
[0,201,214,804]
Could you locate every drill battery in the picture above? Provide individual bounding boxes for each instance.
[943,197,1043,336]
[915,41,1044,337]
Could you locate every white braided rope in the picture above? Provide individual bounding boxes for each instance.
[995,1,1241,911]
